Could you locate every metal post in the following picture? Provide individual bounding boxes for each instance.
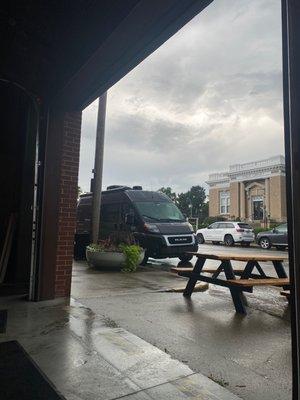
[91,93,107,244]
[281,1,300,398]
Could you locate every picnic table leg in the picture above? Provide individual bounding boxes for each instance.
[241,261,267,279]
[212,263,225,278]
[183,257,205,297]
[223,260,247,314]
[240,261,256,279]
[253,261,267,278]
[273,260,289,290]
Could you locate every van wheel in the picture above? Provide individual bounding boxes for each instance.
[73,243,86,260]
[197,233,205,244]
[140,252,149,266]
[224,235,234,246]
[179,254,193,262]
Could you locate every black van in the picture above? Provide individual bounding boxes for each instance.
[74,186,198,264]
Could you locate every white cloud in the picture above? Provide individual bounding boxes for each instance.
[78,0,284,194]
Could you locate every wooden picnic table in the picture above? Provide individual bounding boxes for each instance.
[171,251,290,314]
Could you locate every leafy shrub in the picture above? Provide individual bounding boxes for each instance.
[253,227,268,235]
[254,225,278,236]
[119,244,143,273]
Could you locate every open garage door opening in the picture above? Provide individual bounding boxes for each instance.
[0,1,299,399]
[72,2,295,399]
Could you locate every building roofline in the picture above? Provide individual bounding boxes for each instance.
[207,155,285,186]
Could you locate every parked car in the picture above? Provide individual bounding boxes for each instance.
[256,223,288,250]
[196,221,255,246]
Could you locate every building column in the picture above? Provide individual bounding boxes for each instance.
[229,182,239,219]
[37,108,82,300]
[265,178,270,221]
[240,182,246,220]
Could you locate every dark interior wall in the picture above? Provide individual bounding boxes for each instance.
[0,84,35,287]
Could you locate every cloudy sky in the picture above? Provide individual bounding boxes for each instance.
[78,0,283,194]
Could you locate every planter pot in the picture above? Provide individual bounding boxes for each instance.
[86,248,145,269]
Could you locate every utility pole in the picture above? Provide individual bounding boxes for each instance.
[91,92,107,244]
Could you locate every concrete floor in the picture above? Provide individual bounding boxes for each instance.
[72,244,292,400]
[0,295,242,400]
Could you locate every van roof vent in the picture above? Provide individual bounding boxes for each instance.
[106,185,131,191]
[80,192,92,197]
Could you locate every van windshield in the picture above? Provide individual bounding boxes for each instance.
[135,201,185,222]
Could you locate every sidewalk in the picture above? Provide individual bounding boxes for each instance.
[0,295,241,400]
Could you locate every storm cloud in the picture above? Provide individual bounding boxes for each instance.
[78,0,283,193]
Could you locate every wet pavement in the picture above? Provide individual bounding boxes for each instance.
[0,243,291,400]
[0,296,241,400]
[72,244,292,400]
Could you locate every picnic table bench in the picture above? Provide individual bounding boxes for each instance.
[171,251,290,314]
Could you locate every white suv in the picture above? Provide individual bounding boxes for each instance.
[196,221,255,247]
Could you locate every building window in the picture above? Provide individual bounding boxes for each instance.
[220,191,230,214]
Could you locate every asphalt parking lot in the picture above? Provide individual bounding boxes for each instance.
[71,243,291,400]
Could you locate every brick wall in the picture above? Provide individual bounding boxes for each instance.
[55,111,82,297]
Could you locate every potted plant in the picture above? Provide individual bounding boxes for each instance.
[86,235,144,272]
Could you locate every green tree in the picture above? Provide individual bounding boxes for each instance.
[201,201,209,221]
[177,186,206,218]
[176,192,191,216]
[158,187,177,202]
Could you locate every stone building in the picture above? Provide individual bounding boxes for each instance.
[207,155,286,224]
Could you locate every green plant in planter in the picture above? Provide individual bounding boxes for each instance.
[86,243,102,252]
[86,235,142,272]
[86,242,121,253]
[119,244,143,273]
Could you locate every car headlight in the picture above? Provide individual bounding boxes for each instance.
[143,223,160,233]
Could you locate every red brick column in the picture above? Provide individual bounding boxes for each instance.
[38,109,82,300]
[55,111,82,297]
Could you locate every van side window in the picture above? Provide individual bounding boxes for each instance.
[121,203,132,216]
[121,203,137,224]
[77,198,92,222]
[101,204,120,223]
